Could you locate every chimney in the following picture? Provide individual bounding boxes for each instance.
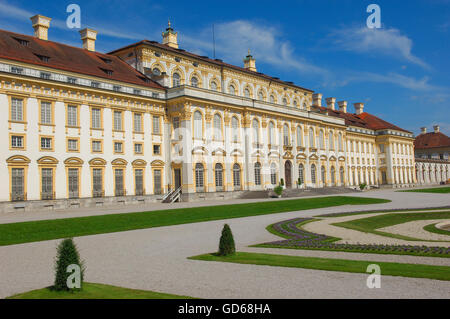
[420,127,427,134]
[30,15,51,41]
[79,28,97,52]
[338,101,347,113]
[243,49,257,72]
[433,125,440,133]
[354,102,364,115]
[312,93,322,107]
[326,97,336,110]
[162,19,178,49]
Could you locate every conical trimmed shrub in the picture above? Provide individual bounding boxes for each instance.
[218,224,235,256]
[54,238,84,291]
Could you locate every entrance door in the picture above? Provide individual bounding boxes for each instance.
[174,168,182,189]
[285,161,292,188]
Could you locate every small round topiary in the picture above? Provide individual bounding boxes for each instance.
[218,224,236,256]
[274,185,283,196]
[54,238,85,291]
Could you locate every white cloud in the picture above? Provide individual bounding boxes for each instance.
[330,26,429,69]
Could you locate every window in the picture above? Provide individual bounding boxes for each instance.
[213,114,222,140]
[152,116,160,134]
[67,139,78,151]
[92,140,102,152]
[228,85,235,95]
[283,124,289,146]
[269,122,275,145]
[211,81,218,91]
[68,168,79,199]
[298,164,304,185]
[11,98,23,121]
[270,95,275,103]
[173,72,181,87]
[113,110,122,131]
[338,133,343,151]
[134,143,143,154]
[91,108,101,129]
[113,85,121,92]
[115,169,125,196]
[283,98,288,106]
[114,142,123,153]
[331,166,336,185]
[296,126,302,147]
[195,163,204,192]
[135,169,144,195]
[309,128,315,148]
[92,168,103,197]
[215,163,223,190]
[91,81,100,88]
[40,72,51,80]
[11,135,24,148]
[244,88,250,98]
[321,166,326,184]
[134,113,142,132]
[40,101,52,124]
[252,119,259,144]
[379,144,385,153]
[67,105,78,126]
[329,132,334,150]
[194,111,202,139]
[153,169,162,195]
[311,164,316,185]
[191,76,198,87]
[232,117,239,142]
[254,162,261,186]
[270,163,277,185]
[258,91,264,101]
[40,137,52,150]
[173,117,180,139]
[41,168,53,200]
[293,100,298,107]
[67,77,77,84]
[11,168,24,201]
[319,130,324,149]
[233,164,241,189]
[153,144,161,155]
[11,66,23,74]
[340,167,345,184]
[152,68,161,76]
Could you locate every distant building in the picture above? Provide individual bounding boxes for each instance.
[414,125,450,184]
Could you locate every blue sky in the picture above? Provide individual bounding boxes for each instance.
[0,0,449,135]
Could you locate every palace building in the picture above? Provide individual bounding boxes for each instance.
[0,16,417,212]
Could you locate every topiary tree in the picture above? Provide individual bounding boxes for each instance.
[218,224,235,256]
[280,178,285,187]
[274,185,283,196]
[54,238,84,291]
[359,183,367,191]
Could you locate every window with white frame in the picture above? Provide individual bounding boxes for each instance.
[210,81,218,91]
[191,76,198,87]
[134,143,143,154]
[194,111,202,139]
[270,163,277,185]
[319,130,324,149]
[252,119,259,144]
[329,131,334,150]
[311,164,316,185]
[297,126,302,147]
[113,111,122,131]
[213,114,222,140]
[254,162,261,185]
[91,108,101,129]
[283,124,289,146]
[298,164,304,185]
[68,139,78,151]
[173,73,181,87]
[92,140,102,152]
[67,105,78,126]
[258,91,264,101]
[11,135,23,148]
[215,163,223,189]
[195,163,204,191]
[40,101,52,124]
[41,137,52,150]
[11,98,23,121]
[152,116,160,134]
[232,116,239,142]
[309,128,315,147]
[244,88,250,98]
[229,85,235,95]
[134,113,142,132]
[114,142,123,153]
[269,122,275,145]
[270,95,275,103]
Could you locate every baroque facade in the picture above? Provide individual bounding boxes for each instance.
[0,16,417,211]
[414,125,450,185]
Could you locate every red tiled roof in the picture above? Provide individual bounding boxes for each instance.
[0,29,164,90]
[108,40,314,93]
[358,112,411,133]
[414,132,450,149]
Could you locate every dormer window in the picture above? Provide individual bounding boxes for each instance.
[99,57,112,64]
[35,54,50,62]
[100,68,113,76]
[13,37,29,46]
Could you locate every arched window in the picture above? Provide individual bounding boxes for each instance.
[244,88,250,98]
[293,100,298,107]
[213,114,222,140]
[215,163,223,190]
[233,163,241,189]
[232,116,239,142]
[331,166,335,185]
[252,119,260,144]
[298,164,304,185]
[283,124,289,146]
[152,68,161,76]
[303,102,307,109]
[282,98,288,106]
[270,163,277,185]
[195,163,204,192]
[338,133,343,151]
[296,126,302,147]
[254,162,261,186]
[258,91,264,101]
[311,164,316,185]
[329,131,334,150]
[309,128,315,148]
[340,167,344,184]
[321,166,326,184]
[319,130,324,149]
[211,81,218,91]
[194,111,202,139]
[229,84,235,95]
[268,121,275,145]
[191,76,198,87]
[270,95,275,103]
[173,72,181,87]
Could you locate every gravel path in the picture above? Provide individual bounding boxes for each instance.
[0,189,450,299]
[380,219,450,241]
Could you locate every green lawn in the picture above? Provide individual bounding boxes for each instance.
[333,211,450,241]
[190,252,450,281]
[423,223,450,236]
[6,282,193,299]
[0,196,389,246]
[401,186,450,194]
